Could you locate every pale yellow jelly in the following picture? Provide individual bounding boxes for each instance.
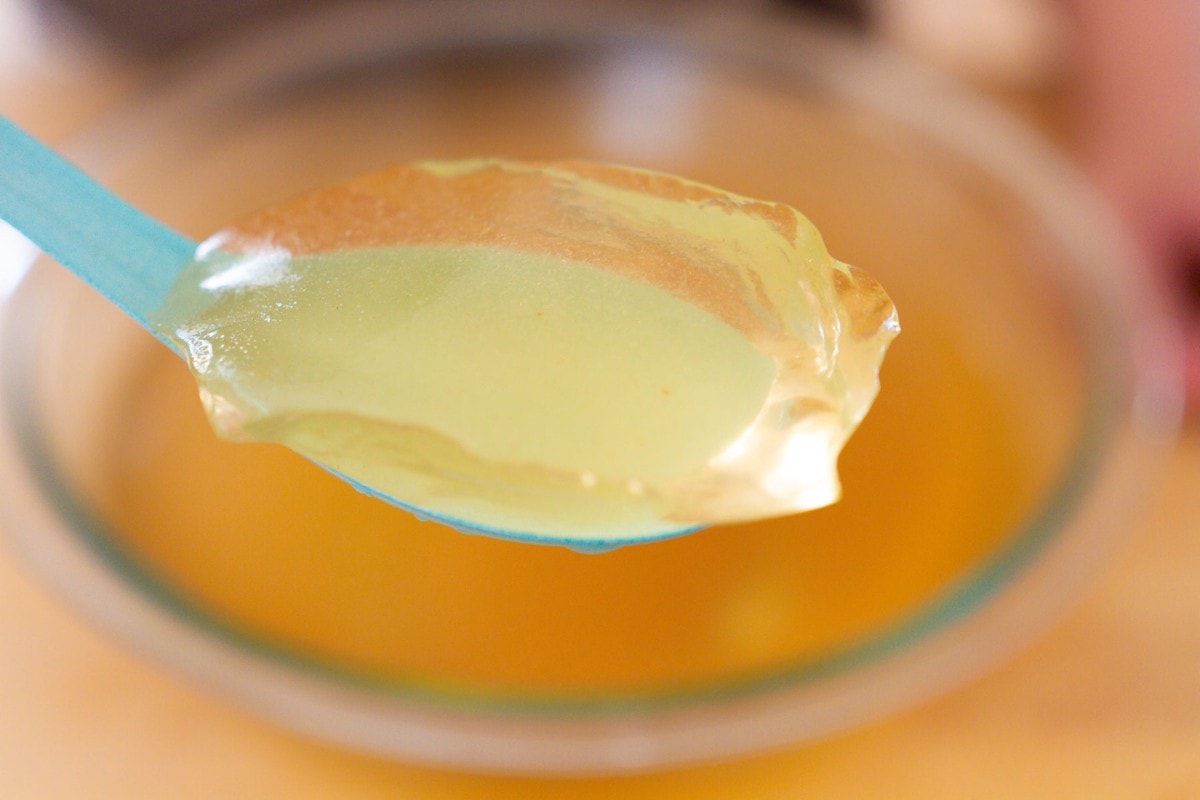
[151,160,897,544]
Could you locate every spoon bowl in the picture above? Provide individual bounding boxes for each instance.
[0,120,896,548]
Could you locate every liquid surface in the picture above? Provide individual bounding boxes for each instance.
[150,160,898,544]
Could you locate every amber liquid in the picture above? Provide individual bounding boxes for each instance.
[88,292,1034,701]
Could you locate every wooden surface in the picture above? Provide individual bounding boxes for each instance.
[3,27,1199,799]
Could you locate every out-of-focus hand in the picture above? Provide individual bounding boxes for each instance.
[1069,0,1200,407]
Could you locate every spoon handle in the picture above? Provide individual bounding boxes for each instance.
[0,115,196,331]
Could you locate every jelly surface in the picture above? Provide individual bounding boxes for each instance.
[151,160,898,543]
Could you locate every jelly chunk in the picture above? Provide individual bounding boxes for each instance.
[152,160,898,544]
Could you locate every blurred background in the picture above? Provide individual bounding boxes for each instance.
[1,0,1198,797]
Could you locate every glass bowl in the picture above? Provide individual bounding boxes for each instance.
[0,0,1181,775]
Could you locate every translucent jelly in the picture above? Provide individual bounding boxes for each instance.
[151,160,898,544]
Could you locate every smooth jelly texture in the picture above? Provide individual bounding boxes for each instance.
[151,160,898,544]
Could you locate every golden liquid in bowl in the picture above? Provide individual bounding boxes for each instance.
[88,293,1029,698]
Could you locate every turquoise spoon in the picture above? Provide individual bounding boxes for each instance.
[0,115,193,347]
[0,116,692,551]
